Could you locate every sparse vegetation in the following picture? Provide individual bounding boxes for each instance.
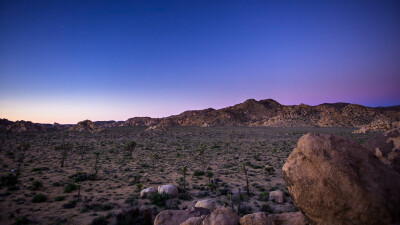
[0,126,362,224]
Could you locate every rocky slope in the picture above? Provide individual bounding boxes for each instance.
[122,99,400,129]
[68,120,102,132]
[0,118,47,132]
[2,99,399,130]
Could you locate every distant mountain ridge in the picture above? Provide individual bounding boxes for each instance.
[1,99,400,132]
[133,99,400,129]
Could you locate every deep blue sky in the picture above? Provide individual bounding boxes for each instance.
[1,0,400,123]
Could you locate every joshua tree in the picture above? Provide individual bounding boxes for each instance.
[56,141,73,167]
[264,165,274,177]
[179,166,188,192]
[77,143,91,160]
[196,144,206,168]
[150,153,160,171]
[94,151,100,176]
[123,141,137,159]
[16,142,30,179]
[239,162,250,196]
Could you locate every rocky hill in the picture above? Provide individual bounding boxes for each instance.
[2,99,399,130]
[68,120,102,132]
[122,99,400,130]
[0,118,47,132]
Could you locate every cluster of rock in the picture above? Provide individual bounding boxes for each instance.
[282,128,400,224]
[68,120,102,132]
[140,184,179,198]
[353,120,400,133]
[154,203,307,225]
[143,184,304,225]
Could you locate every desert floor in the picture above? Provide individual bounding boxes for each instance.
[0,127,374,225]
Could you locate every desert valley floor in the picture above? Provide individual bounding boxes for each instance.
[0,127,375,225]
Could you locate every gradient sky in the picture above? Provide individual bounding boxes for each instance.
[1,0,400,124]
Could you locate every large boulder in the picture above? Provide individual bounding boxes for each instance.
[270,212,308,225]
[195,199,216,211]
[282,133,400,225]
[140,187,157,197]
[158,184,179,198]
[364,128,400,173]
[239,212,307,225]
[180,216,207,225]
[154,210,195,225]
[268,190,284,203]
[239,212,270,225]
[201,206,240,225]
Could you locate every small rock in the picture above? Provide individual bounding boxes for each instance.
[202,206,240,225]
[140,187,157,197]
[239,212,269,225]
[195,199,216,211]
[268,190,284,203]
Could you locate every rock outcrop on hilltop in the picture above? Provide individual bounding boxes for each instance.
[122,117,161,127]
[282,130,400,225]
[68,120,102,132]
[119,99,400,129]
[93,120,123,127]
[0,119,47,132]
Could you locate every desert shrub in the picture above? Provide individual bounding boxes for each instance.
[55,196,65,201]
[69,172,96,182]
[31,167,49,172]
[64,183,77,193]
[102,203,114,211]
[29,180,43,191]
[62,200,77,209]
[32,194,47,203]
[258,192,268,201]
[178,192,192,201]
[261,203,273,213]
[90,216,108,225]
[125,194,137,206]
[0,173,18,187]
[193,170,204,176]
[149,193,169,207]
[13,216,36,225]
[115,207,152,225]
[135,183,143,192]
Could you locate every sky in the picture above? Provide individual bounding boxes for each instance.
[1,0,400,124]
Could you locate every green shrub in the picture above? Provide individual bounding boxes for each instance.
[69,172,96,182]
[13,216,34,225]
[149,192,169,207]
[90,216,108,225]
[30,180,43,190]
[0,173,18,187]
[193,170,204,176]
[32,194,47,203]
[64,183,77,193]
[115,207,152,225]
[31,167,49,172]
[55,196,65,201]
[62,200,77,209]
